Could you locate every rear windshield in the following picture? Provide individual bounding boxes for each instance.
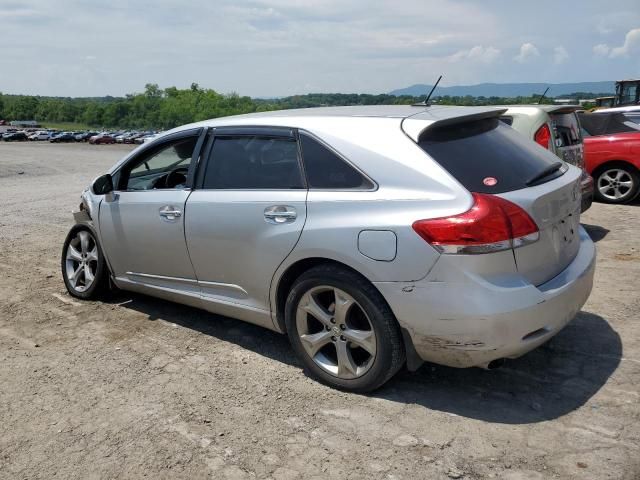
[550,112,582,147]
[418,118,564,194]
[579,112,640,136]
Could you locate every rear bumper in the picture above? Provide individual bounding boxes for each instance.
[374,226,596,368]
[580,172,594,212]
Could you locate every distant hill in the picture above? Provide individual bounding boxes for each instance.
[389,81,616,98]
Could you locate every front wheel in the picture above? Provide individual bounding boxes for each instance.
[594,164,640,204]
[285,265,405,392]
[61,227,109,299]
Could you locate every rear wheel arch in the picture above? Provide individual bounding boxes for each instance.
[592,159,639,178]
[274,258,386,333]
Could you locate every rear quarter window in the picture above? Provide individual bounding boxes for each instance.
[418,118,564,194]
[299,133,374,189]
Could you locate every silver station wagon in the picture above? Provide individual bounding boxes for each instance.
[62,105,596,392]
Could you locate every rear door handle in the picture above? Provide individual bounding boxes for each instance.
[264,206,297,224]
[159,205,182,221]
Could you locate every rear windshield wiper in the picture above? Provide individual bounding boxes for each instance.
[526,161,564,186]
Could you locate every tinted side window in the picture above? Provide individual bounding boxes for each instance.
[418,118,562,194]
[299,133,373,189]
[203,136,304,189]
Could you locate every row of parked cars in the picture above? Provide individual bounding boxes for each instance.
[1,129,161,145]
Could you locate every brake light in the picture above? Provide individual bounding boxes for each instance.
[412,193,539,254]
[534,124,552,149]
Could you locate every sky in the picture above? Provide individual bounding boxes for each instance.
[0,0,639,98]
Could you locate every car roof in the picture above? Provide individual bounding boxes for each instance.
[164,105,506,139]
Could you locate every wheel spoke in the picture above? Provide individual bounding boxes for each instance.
[619,180,633,187]
[614,170,623,180]
[86,246,99,262]
[70,265,83,286]
[79,231,90,255]
[336,340,358,377]
[333,289,354,325]
[300,292,333,326]
[343,329,376,355]
[300,330,333,357]
[84,264,95,286]
[66,245,82,262]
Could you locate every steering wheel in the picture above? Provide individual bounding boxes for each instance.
[164,167,189,188]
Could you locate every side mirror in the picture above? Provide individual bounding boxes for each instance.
[92,174,113,195]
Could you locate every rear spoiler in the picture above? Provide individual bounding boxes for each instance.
[541,105,582,114]
[401,107,507,142]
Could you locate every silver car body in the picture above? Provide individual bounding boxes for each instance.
[77,105,596,369]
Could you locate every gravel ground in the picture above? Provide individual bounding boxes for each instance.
[1,142,639,480]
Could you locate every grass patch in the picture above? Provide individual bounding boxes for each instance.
[40,122,92,131]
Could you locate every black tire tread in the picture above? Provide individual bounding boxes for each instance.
[60,226,109,300]
[285,263,405,392]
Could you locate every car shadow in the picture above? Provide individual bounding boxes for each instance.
[380,311,621,424]
[582,223,610,242]
[109,293,620,425]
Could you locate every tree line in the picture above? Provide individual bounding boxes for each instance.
[0,82,594,130]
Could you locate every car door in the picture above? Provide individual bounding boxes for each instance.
[99,128,206,297]
[185,127,307,328]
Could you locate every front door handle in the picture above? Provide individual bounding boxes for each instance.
[159,205,182,221]
[264,205,297,224]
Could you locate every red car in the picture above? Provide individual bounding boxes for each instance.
[89,133,115,145]
[579,112,640,204]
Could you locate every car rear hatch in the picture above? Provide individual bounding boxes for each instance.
[548,107,584,170]
[406,109,582,286]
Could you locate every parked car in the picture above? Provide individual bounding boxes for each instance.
[139,133,160,144]
[500,105,593,212]
[89,133,115,145]
[578,111,640,204]
[29,131,51,141]
[75,131,97,142]
[115,132,130,144]
[594,105,640,125]
[124,132,144,144]
[2,131,28,141]
[50,132,76,143]
[62,106,595,392]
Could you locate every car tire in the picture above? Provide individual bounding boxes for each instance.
[594,163,640,204]
[61,226,109,300]
[285,264,405,392]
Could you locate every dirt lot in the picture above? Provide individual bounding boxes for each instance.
[0,142,639,480]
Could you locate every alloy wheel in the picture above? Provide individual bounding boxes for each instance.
[296,286,376,379]
[597,168,634,201]
[64,230,99,293]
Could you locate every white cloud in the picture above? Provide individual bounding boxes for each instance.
[514,43,540,63]
[609,28,640,57]
[593,43,610,56]
[448,45,501,64]
[553,46,569,64]
[592,28,640,59]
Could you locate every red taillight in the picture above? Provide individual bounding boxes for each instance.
[534,123,552,150]
[412,193,539,254]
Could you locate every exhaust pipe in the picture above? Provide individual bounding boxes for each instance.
[485,358,506,370]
